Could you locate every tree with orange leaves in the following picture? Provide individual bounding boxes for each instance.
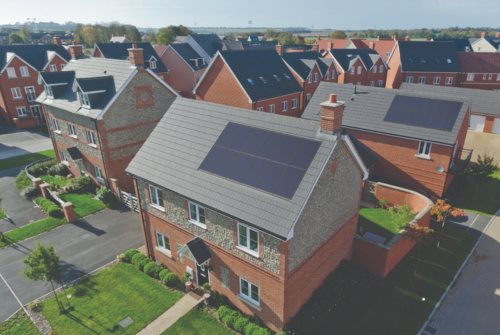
[404,224,434,274]
[431,199,466,247]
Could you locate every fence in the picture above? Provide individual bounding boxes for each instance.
[25,157,56,181]
[119,188,138,212]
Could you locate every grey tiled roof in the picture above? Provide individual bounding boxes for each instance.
[398,41,462,73]
[168,44,207,71]
[0,45,71,71]
[400,83,500,117]
[431,39,472,52]
[302,82,470,145]
[327,49,382,72]
[95,42,168,73]
[125,98,336,240]
[215,41,242,51]
[281,52,333,81]
[37,58,136,119]
[189,34,222,57]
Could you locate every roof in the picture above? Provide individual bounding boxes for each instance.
[212,49,303,102]
[216,41,242,51]
[0,45,71,72]
[125,98,337,240]
[154,45,167,56]
[109,36,129,43]
[398,41,462,73]
[168,43,207,71]
[400,82,500,117]
[317,39,350,50]
[302,82,470,145]
[94,42,168,73]
[75,76,113,93]
[357,40,396,60]
[189,34,222,57]
[432,39,472,52]
[185,237,212,264]
[173,36,188,44]
[29,33,49,40]
[39,71,73,85]
[327,49,383,72]
[281,52,334,81]
[457,52,500,73]
[345,130,378,167]
[470,37,500,51]
[242,44,276,51]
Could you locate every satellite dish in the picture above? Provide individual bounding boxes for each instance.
[437,166,444,173]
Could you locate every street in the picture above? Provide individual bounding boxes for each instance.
[0,126,52,160]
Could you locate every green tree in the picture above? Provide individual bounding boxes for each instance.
[365,29,374,37]
[404,224,434,274]
[329,30,347,39]
[470,151,499,201]
[388,202,417,229]
[280,33,295,45]
[156,25,195,45]
[19,24,30,42]
[9,33,24,44]
[125,25,141,42]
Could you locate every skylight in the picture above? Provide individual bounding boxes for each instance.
[283,73,291,80]
[420,58,426,63]
[447,59,452,63]
[273,75,281,82]
[408,58,413,63]
[259,77,267,84]
[435,59,439,63]
[247,78,254,86]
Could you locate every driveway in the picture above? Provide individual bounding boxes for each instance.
[0,126,52,160]
[443,210,492,239]
[464,130,500,162]
[0,206,143,322]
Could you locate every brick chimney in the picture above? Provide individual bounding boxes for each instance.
[311,43,319,52]
[276,42,284,55]
[405,35,410,41]
[369,41,375,49]
[392,35,397,40]
[69,41,84,60]
[320,94,344,134]
[53,36,62,45]
[377,36,380,40]
[495,32,500,38]
[128,44,145,67]
[481,31,486,38]
[327,41,333,50]
[317,35,321,41]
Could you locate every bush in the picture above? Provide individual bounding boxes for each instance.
[47,163,68,176]
[29,160,56,177]
[131,253,146,268]
[222,310,240,329]
[123,249,139,262]
[138,258,152,272]
[96,186,115,205]
[73,175,97,194]
[163,273,179,288]
[159,269,171,281]
[244,323,271,335]
[20,185,38,198]
[208,289,228,309]
[144,262,162,279]
[36,198,59,213]
[216,305,232,321]
[234,317,250,333]
[47,205,63,218]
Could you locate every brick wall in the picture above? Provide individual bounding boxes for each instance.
[386,46,404,89]
[161,46,198,92]
[401,72,460,87]
[253,93,302,118]
[366,58,388,87]
[459,73,500,91]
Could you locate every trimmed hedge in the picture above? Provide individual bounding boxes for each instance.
[139,258,153,272]
[131,253,147,269]
[163,273,179,288]
[144,262,162,279]
[73,175,97,194]
[159,269,171,281]
[47,205,63,218]
[20,185,38,198]
[123,249,139,262]
[216,306,270,335]
[35,197,62,217]
[234,317,250,334]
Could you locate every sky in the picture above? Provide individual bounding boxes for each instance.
[1,0,500,30]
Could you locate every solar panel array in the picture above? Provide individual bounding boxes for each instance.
[384,95,462,131]
[199,123,321,200]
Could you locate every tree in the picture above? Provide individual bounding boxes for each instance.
[22,242,66,311]
[365,29,375,37]
[329,30,347,39]
[125,25,141,42]
[431,200,466,247]
[470,151,498,201]
[9,33,24,44]
[19,24,30,42]
[156,25,195,46]
[388,202,417,229]
[404,224,434,274]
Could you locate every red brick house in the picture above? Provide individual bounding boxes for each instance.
[303,82,472,198]
[125,97,368,331]
[457,52,500,91]
[29,33,52,45]
[0,43,71,128]
[37,45,179,195]
[194,49,303,117]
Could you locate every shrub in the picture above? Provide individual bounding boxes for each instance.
[208,290,228,309]
[29,160,56,177]
[222,310,240,329]
[96,186,115,205]
[15,170,32,190]
[202,283,211,291]
[159,269,171,281]
[163,273,179,288]
[138,258,152,272]
[123,249,139,262]
[36,198,58,213]
[234,317,250,333]
[216,305,232,321]
[144,262,162,279]
[47,205,63,218]
[131,253,146,268]
[20,185,38,198]
[73,175,96,194]
[47,163,68,176]
[244,323,271,335]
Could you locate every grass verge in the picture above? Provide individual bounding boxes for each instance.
[0,310,39,335]
[40,262,183,335]
[15,170,33,190]
[161,307,233,335]
[0,217,66,249]
[58,192,105,218]
[357,207,399,241]
[0,205,6,220]
[0,149,55,172]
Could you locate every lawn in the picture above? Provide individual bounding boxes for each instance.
[0,310,39,335]
[40,262,183,335]
[162,307,233,335]
[357,207,400,241]
[40,174,71,186]
[0,149,55,172]
[0,205,6,220]
[286,220,478,335]
[444,169,500,216]
[58,192,105,218]
[0,217,66,249]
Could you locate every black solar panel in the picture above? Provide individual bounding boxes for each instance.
[199,123,321,200]
[384,95,462,132]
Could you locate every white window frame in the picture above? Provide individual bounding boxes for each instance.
[60,150,68,161]
[326,71,329,80]
[49,64,57,72]
[308,74,311,83]
[150,60,157,69]
[11,87,22,99]
[257,107,263,112]
[350,67,355,75]
[79,92,91,108]
[95,166,104,182]
[44,85,54,98]
[372,66,377,74]
[281,101,288,112]
[417,141,432,157]
[377,80,383,87]
[16,107,28,117]
[357,66,362,74]
[488,74,493,80]
[379,65,383,73]
[497,74,500,81]
[314,73,318,82]
[292,98,297,109]
[483,74,487,80]
[6,67,16,78]
[237,223,259,257]
[445,77,453,85]
[467,74,474,81]
[370,81,375,87]
[25,86,36,101]
[188,201,206,229]
[20,66,29,77]
[239,278,260,306]
[331,70,335,79]
[68,123,76,137]
[86,129,96,146]
[418,77,426,84]
[433,77,441,85]
[156,231,171,252]
[406,76,414,83]
[52,118,60,132]
[61,64,66,70]
[386,51,391,59]
[149,185,164,210]
[268,104,275,114]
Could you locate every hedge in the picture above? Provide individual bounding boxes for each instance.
[159,269,171,281]
[131,253,147,269]
[216,306,270,335]
[144,262,162,279]
[123,249,139,262]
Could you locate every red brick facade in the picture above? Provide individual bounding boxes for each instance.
[459,73,500,91]
[325,55,388,87]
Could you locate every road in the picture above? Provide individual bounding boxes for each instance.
[0,126,52,160]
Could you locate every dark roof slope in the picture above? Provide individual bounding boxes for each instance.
[214,41,242,51]
[327,49,383,72]
[169,44,207,71]
[75,76,113,92]
[302,82,469,145]
[95,42,168,73]
[217,49,303,102]
[398,41,461,73]
[281,52,334,81]
[38,71,74,85]
[189,34,221,57]
[242,44,276,51]
[432,39,472,51]
[458,52,500,73]
[0,45,71,71]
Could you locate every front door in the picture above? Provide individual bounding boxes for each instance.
[77,161,85,175]
[196,263,209,287]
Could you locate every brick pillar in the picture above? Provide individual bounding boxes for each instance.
[62,202,76,222]
[40,183,50,199]
[276,42,284,55]
[110,178,121,200]
[128,44,144,68]
[320,94,345,134]
[69,42,84,60]
[33,178,43,191]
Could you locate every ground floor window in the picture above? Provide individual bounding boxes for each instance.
[156,232,170,252]
[16,107,28,117]
[95,166,104,182]
[240,278,260,305]
[406,76,414,83]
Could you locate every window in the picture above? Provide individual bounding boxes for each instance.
[326,71,329,80]
[196,73,199,82]
[418,141,432,156]
[497,74,500,81]
[247,78,254,86]
[433,77,441,85]
[79,92,91,108]
[268,104,275,114]
[306,93,311,104]
[483,74,487,80]
[308,74,312,83]
[406,76,414,83]
[314,73,318,82]
[467,74,474,81]
[149,185,164,209]
[6,67,16,78]
[11,87,22,99]
[44,85,54,98]
[60,150,68,161]
[372,66,377,74]
[257,107,263,112]
[95,166,104,182]
[357,66,362,74]
[189,202,206,228]
[86,129,96,145]
[52,118,59,131]
[49,64,57,72]
[408,58,413,63]
[16,107,27,117]
[281,101,288,112]
[379,65,383,73]
[370,81,375,87]
[150,60,157,69]
[20,66,29,77]
[445,77,453,85]
[350,67,355,75]
[447,59,452,63]
[25,86,36,101]
[238,223,259,256]
[68,123,76,136]
[357,82,361,85]
[239,278,259,306]
[418,77,426,84]
[377,80,383,87]
[331,70,335,79]
[292,98,297,109]
[31,105,41,118]
[61,64,65,70]
[386,51,391,59]
[156,232,170,252]
[435,59,440,64]
[488,74,493,80]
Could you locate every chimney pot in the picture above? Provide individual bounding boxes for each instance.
[72,41,77,45]
[329,94,337,103]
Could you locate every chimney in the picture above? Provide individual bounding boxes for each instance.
[405,35,410,41]
[69,41,84,60]
[311,43,319,52]
[481,31,486,38]
[317,35,321,41]
[327,41,333,50]
[392,35,397,40]
[53,36,62,45]
[496,32,500,38]
[369,41,374,49]
[276,42,284,55]
[377,35,380,40]
[128,44,144,68]
[320,94,344,134]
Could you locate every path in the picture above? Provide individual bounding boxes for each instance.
[0,126,52,160]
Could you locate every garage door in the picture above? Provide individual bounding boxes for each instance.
[469,115,486,132]
[492,118,500,134]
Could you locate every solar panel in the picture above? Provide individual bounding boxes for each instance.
[199,123,321,200]
[384,95,462,132]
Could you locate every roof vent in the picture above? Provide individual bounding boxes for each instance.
[283,73,291,80]
[259,76,267,84]
[408,58,413,63]
[247,78,255,86]
[273,75,280,81]
[447,59,452,63]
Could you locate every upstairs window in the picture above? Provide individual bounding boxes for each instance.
[445,77,453,85]
[238,223,259,256]
[79,92,91,108]
[418,141,432,156]
[11,87,22,99]
[6,67,16,78]
[44,85,54,98]
[306,93,311,103]
[273,74,281,81]
[282,101,288,112]
[386,51,391,59]
[49,64,57,72]
[483,74,487,80]
[377,80,383,87]
[68,123,76,136]
[150,60,157,69]
[259,76,267,84]
[52,118,60,131]
[149,185,164,209]
[308,74,312,83]
[86,129,96,146]
[406,76,414,83]
[25,86,36,101]
[357,66,362,74]
[61,64,66,70]
[433,77,441,85]
[269,104,275,114]
[350,67,355,75]
[379,65,383,73]
[370,81,375,87]
[314,73,318,82]
[372,66,377,74]
[488,74,493,80]
[20,66,29,77]
[467,74,474,81]
[189,202,206,228]
[292,98,297,109]
[326,71,330,80]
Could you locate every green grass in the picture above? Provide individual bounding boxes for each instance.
[444,169,500,216]
[0,149,55,172]
[58,192,105,218]
[161,307,233,335]
[40,262,183,335]
[358,207,400,241]
[0,217,66,249]
[15,170,33,190]
[0,310,39,335]
[40,174,70,186]
[0,206,6,220]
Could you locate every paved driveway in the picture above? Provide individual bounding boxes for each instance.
[464,130,500,162]
[0,126,52,160]
[443,210,492,239]
[0,206,143,322]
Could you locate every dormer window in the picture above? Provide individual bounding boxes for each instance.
[408,58,413,63]
[273,75,280,81]
[78,92,91,108]
[247,78,254,86]
[150,60,156,69]
[259,77,267,84]
[201,58,205,65]
[44,85,54,98]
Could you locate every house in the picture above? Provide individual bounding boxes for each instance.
[242,44,276,51]
[351,39,397,62]
[124,97,368,331]
[324,49,389,87]
[315,36,351,51]
[400,83,500,134]
[431,38,473,52]
[92,42,170,83]
[302,82,471,198]
[457,52,500,91]
[469,32,500,52]
[173,36,188,44]
[193,49,303,117]
[29,33,52,45]
[183,34,223,64]
[386,41,461,89]
[36,45,179,195]
[109,35,131,43]
[0,33,9,45]
[248,36,259,42]
[0,42,72,128]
